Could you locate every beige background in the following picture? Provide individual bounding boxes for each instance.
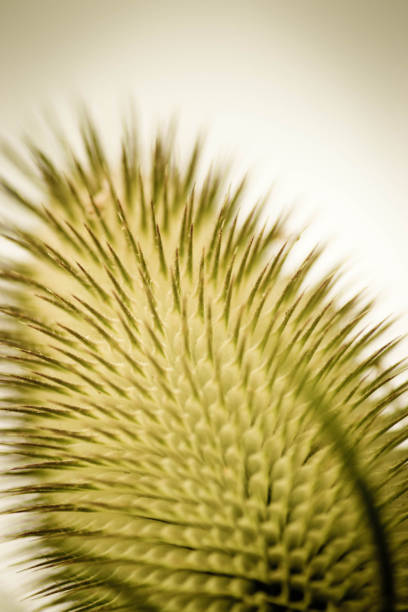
[0,1,408,609]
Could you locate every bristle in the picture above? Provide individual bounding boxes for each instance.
[1,112,407,612]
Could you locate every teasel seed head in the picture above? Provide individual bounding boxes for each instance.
[0,111,407,611]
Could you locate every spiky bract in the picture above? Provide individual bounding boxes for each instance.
[0,114,407,612]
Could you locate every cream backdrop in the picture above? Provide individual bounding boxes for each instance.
[0,1,407,609]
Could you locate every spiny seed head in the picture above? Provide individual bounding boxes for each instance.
[0,112,407,612]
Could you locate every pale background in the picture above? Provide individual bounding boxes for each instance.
[0,1,407,609]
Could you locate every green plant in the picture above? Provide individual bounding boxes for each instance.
[0,113,407,611]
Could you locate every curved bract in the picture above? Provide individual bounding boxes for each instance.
[0,114,407,611]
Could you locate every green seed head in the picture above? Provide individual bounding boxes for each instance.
[0,113,407,611]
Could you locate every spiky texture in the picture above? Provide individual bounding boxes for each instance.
[0,114,407,612]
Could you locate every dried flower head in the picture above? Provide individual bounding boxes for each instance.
[0,112,407,611]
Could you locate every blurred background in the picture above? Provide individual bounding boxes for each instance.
[0,1,407,609]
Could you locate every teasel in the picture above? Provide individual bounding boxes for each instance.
[0,111,407,612]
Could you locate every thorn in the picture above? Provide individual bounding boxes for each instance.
[206,303,213,363]
[246,263,268,310]
[182,357,200,400]
[233,305,245,346]
[171,268,181,313]
[145,321,165,358]
[104,265,130,307]
[76,262,111,303]
[72,295,113,330]
[155,223,168,277]
[137,168,147,231]
[211,227,223,281]
[251,290,270,333]
[196,249,205,320]
[106,242,132,287]
[84,224,112,270]
[181,298,191,359]
[187,224,194,279]
[150,198,158,237]
[162,172,169,233]
[223,274,234,326]
[222,213,238,261]
[113,194,138,261]
[178,202,188,258]
[66,222,98,263]
[57,323,98,352]
[136,242,153,288]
